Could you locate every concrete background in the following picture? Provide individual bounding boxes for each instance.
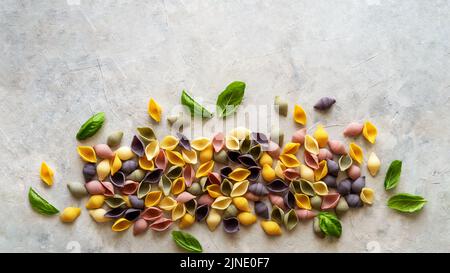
[0,0,449,252]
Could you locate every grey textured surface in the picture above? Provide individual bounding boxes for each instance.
[1,0,449,252]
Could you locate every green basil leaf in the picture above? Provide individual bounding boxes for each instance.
[384,160,402,190]
[181,90,213,118]
[318,212,342,237]
[28,187,59,215]
[387,193,427,213]
[76,112,105,140]
[216,81,246,118]
[171,230,203,253]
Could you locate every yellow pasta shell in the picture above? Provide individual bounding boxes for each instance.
[116,146,134,161]
[260,220,282,236]
[233,197,251,212]
[300,164,315,182]
[293,104,307,125]
[304,135,320,155]
[196,160,214,178]
[171,177,186,195]
[367,152,381,176]
[225,135,240,151]
[145,191,162,207]
[281,142,300,155]
[262,164,276,182]
[182,149,197,164]
[274,160,286,179]
[77,146,97,163]
[206,209,222,231]
[279,154,300,168]
[295,193,312,210]
[312,181,329,196]
[191,137,211,151]
[230,180,249,197]
[148,98,162,122]
[40,161,54,186]
[160,135,179,150]
[199,144,213,163]
[122,195,132,207]
[179,213,195,229]
[110,154,122,176]
[86,195,105,209]
[229,127,250,140]
[237,212,257,226]
[145,140,160,161]
[211,196,232,210]
[363,121,378,144]
[207,184,222,198]
[112,218,132,232]
[360,187,375,205]
[314,160,328,181]
[228,168,251,181]
[259,152,273,167]
[96,159,110,181]
[172,203,186,221]
[88,208,110,223]
[165,150,185,167]
[159,196,177,211]
[313,124,328,148]
[138,156,154,171]
[349,142,364,164]
[60,207,81,223]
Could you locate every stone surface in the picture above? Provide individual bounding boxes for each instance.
[0,0,449,252]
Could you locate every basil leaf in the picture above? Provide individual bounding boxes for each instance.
[76,112,105,140]
[216,81,246,118]
[318,212,342,237]
[181,90,213,118]
[384,160,402,190]
[387,193,427,213]
[171,230,203,253]
[28,187,59,215]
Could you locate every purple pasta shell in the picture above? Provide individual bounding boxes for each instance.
[223,217,240,233]
[284,191,296,210]
[104,207,126,219]
[121,160,138,174]
[323,175,337,188]
[141,168,164,184]
[83,163,97,182]
[219,166,233,180]
[345,194,363,208]
[195,204,210,222]
[237,154,258,167]
[266,179,289,193]
[326,159,339,177]
[176,132,191,150]
[314,97,336,111]
[131,135,145,157]
[110,171,125,188]
[254,201,269,219]
[247,166,261,182]
[129,195,144,209]
[227,150,241,164]
[248,182,269,196]
[351,176,366,194]
[251,132,269,149]
[124,208,142,221]
[337,178,352,196]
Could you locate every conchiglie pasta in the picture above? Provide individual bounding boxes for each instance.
[182,149,197,164]
[172,203,186,221]
[260,220,282,236]
[367,152,381,176]
[300,164,315,182]
[230,180,249,197]
[304,135,320,155]
[207,184,222,198]
[360,187,375,205]
[89,208,110,223]
[206,209,222,231]
[60,207,81,223]
[160,135,179,150]
[77,146,97,163]
[279,154,300,168]
[199,144,213,163]
[138,156,154,171]
[295,193,312,210]
[228,168,251,181]
[116,146,134,161]
[86,195,105,209]
[293,104,307,125]
[281,142,300,155]
[274,160,286,179]
[259,152,273,167]
[314,160,328,181]
[229,127,250,140]
[112,218,132,232]
[179,213,195,229]
[110,154,122,175]
[238,212,257,226]
[191,137,211,151]
[225,135,240,150]
[312,181,329,196]
[349,142,364,164]
[313,124,328,148]
[159,196,178,211]
[40,161,54,186]
[363,121,378,144]
[232,197,251,212]
[148,98,162,122]
[262,164,276,182]
[171,177,186,195]
[96,159,111,181]
[196,160,214,178]
[145,191,162,207]
[211,196,232,210]
[145,140,160,161]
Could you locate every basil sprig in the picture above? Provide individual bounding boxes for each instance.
[216,81,246,118]
[171,230,203,253]
[387,193,427,213]
[384,160,402,190]
[317,212,342,238]
[28,187,59,215]
[76,112,105,140]
[181,90,213,119]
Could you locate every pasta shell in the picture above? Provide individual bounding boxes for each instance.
[165,150,185,167]
[112,218,133,232]
[261,220,282,236]
[148,98,162,122]
[104,207,126,219]
[262,164,276,182]
[232,197,251,212]
[313,125,329,148]
[228,168,251,182]
[245,192,262,202]
[254,201,269,219]
[269,193,286,210]
[179,213,195,229]
[123,208,141,221]
[39,161,54,186]
[142,168,164,184]
[145,140,160,161]
[248,182,269,196]
[295,194,311,210]
[133,218,149,235]
[295,209,317,220]
[360,187,374,205]
[105,194,125,208]
[141,207,163,221]
[248,144,262,160]
[251,132,270,149]
[230,180,249,197]
[240,136,252,154]
[291,128,307,145]
[314,97,336,111]
[237,212,257,226]
[196,161,214,178]
[337,178,352,195]
[172,203,186,221]
[153,150,167,171]
[207,172,221,185]
[367,152,381,176]
[259,152,273,167]
[279,154,301,168]
[283,209,298,231]
[312,181,329,196]
[198,193,214,206]
[110,171,125,188]
[314,160,328,181]
[321,193,341,210]
[237,154,258,167]
[227,150,241,164]
[97,159,111,181]
[213,150,229,164]
[347,164,361,180]
[187,182,202,196]
[131,135,145,157]
[207,184,222,198]
[137,127,156,143]
[270,128,284,147]
[323,175,337,188]
[300,164,315,182]
[283,191,296,209]
[83,163,97,182]
[211,196,232,210]
[270,205,284,224]
[274,96,288,117]
[94,144,114,159]
[149,217,173,231]
[362,121,378,144]
[266,179,289,193]
[327,159,339,177]
[304,135,320,155]
[293,104,307,125]
[138,157,153,171]
[282,142,300,155]
[145,191,162,207]
[223,204,238,219]
[225,135,240,151]
[185,199,197,215]
[351,176,366,194]
[176,132,191,150]
[223,217,240,233]
[89,208,110,223]
[318,148,333,161]
[116,146,134,161]
[85,180,105,195]
[229,127,250,141]
[183,164,195,187]
[176,192,196,203]
[345,194,363,208]
[199,144,213,163]
[160,135,179,150]
[110,154,122,176]
[299,179,315,196]
[67,182,88,198]
[77,146,97,163]
[219,179,233,196]
[219,166,232,179]
[121,160,138,174]
[328,140,346,155]
[343,122,363,137]
[336,198,349,216]
[311,196,322,209]
[159,196,177,211]
[349,142,364,164]
[159,175,172,196]
[339,154,353,171]
[212,132,225,152]
[195,204,210,222]
[206,209,221,231]
[248,165,262,181]
[191,137,211,151]
[122,180,139,195]
[304,151,319,170]
[107,131,124,147]
[101,181,115,197]
[267,141,281,159]
[289,179,302,193]
[60,207,81,223]
[199,177,209,192]
[171,177,186,195]
[166,166,182,180]
[182,149,197,164]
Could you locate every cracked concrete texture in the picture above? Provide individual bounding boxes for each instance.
[0,0,449,252]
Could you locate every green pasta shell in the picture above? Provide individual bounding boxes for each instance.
[283,209,298,231]
[248,144,262,160]
[159,175,172,196]
[223,204,238,218]
[239,136,252,154]
[270,205,284,225]
[105,194,126,208]
[213,150,229,164]
[220,179,233,196]
[107,131,123,147]
[137,127,156,143]
[187,182,203,196]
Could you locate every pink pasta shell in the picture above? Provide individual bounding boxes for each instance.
[183,164,195,187]
[343,122,363,137]
[175,192,196,203]
[318,148,333,161]
[141,207,163,221]
[212,132,225,152]
[149,217,172,231]
[328,140,347,155]
[283,168,300,181]
[268,193,286,210]
[133,218,149,236]
[85,180,105,195]
[291,128,307,145]
[304,151,319,170]
[154,150,168,171]
[198,193,214,206]
[295,209,317,220]
[244,192,261,202]
[321,193,341,210]
[207,172,221,185]
[101,181,115,196]
[121,180,139,195]
[347,164,361,181]
[93,144,114,159]
[266,141,281,159]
